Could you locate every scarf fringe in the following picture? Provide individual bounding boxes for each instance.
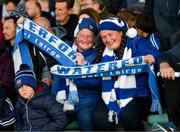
[63,100,75,111]
[150,100,162,114]
[68,90,79,104]
[108,110,118,124]
[67,79,79,103]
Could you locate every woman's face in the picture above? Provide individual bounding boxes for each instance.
[76,28,94,52]
[100,30,123,50]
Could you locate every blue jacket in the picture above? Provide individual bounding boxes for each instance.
[129,35,160,97]
[52,48,102,110]
[15,82,68,131]
[73,48,102,110]
[101,35,160,98]
[0,87,15,130]
[146,33,161,50]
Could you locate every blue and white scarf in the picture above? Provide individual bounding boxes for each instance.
[101,38,162,123]
[55,45,98,111]
[13,18,162,122]
[13,18,77,72]
[101,46,136,123]
[51,48,162,123]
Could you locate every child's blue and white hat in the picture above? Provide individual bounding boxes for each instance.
[98,17,137,38]
[74,18,98,37]
[14,64,37,92]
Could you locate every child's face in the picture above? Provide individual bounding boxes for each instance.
[18,85,35,100]
[76,28,94,51]
[100,30,123,50]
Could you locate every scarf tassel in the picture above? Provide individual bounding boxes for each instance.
[68,90,79,104]
[63,100,75,111]
[150,100,162,114]
[108,110,119,124]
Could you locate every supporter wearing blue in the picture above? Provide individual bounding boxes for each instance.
[159,43,180,130]
[135,12,161,50]
[97,17,161,131]
[15,64,67,131]
[54,18,114,131]
[0,83,15,131]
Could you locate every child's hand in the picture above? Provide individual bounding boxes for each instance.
[144,55,155,64]
[17,16,25,24]
[76,52,85,65]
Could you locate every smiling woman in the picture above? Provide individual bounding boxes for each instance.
[97,17,161,131]
[51,17,115,131]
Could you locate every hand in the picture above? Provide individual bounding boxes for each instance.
[76,52,85,65]
[41,77,52,87]
[17,16,25,24]
[144,55,155,64]
[159,62,175,80]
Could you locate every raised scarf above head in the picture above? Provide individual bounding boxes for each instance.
[13,18,77,72]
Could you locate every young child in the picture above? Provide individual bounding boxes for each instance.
[14,64,67,131]
[0,82,16,131]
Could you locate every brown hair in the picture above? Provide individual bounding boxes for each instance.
[136,12,156,33]
[56,0,75,9]
[79,8,100,24]
[117,8,136,28]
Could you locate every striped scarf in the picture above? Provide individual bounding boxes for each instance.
[13,18,77,73]
[55,45,98,111]
[101,39,161,123]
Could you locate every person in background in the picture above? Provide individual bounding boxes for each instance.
[15,64,68,131]
[170,30,180,48]
[153,0,180,52]
[0,82,16,131]
[135,12,161,50]
[79,8,100,24]
[116,8,136,28]
[3,16,18,53]
[54,0,78,44]
[104,0,125,15]
[37,0,56,19]
[158,42,180,131]
[1,17,17,105]
[0,0,19,23]
[25,0,56,27]
[79,0,114,19]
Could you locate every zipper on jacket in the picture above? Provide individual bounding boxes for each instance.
[25,101,32,132]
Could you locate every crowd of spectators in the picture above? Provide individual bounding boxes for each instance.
[0,0,179,131]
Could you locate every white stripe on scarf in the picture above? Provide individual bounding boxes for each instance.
[102,46,136,123]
